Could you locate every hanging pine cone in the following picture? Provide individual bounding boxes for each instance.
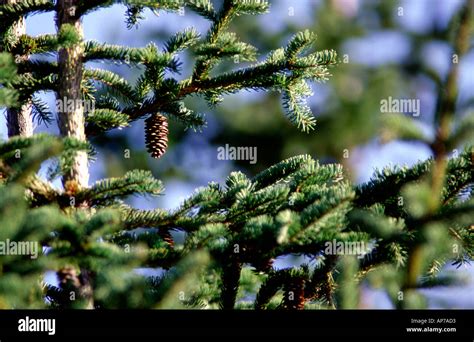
[159,229,174,248]
[57,266,81,289]
[282,275,306,310]
[145,114,169,158]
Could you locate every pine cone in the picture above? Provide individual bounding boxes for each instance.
[282,276,306,310]
[145,114,169,158]
[64,179,80,196]
[57,266,94,309]
[159,229,174,248]
[57,266,81,289]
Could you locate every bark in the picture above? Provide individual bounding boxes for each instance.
[56,0,89,188]
[7,103,33,137]
[1,0,33,138]
[56,0,93,309]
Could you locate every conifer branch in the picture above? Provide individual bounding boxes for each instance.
[255,270,283,310]
[429,0,473,211]
[220,257,241,309]
[1,0,34,138]
[0,0,53,34]
[1,0,472,312]
[79,170,164,206]
[84,44,336,136]
[402,0,473,299]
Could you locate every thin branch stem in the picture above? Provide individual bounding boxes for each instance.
[403,0,473,302]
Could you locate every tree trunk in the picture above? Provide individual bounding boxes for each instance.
[56,0,88,188]
[1,0,33,138]
[7,103,33,137]
[56,0,93,309]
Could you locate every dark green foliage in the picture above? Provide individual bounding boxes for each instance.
[0,0,473,310]
[0,52,18,106]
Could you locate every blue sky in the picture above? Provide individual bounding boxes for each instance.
[2,0,472,308]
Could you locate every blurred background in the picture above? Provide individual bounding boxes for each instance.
[2,0,473,308]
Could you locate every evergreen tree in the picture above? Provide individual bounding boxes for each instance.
[0,0,472,310]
